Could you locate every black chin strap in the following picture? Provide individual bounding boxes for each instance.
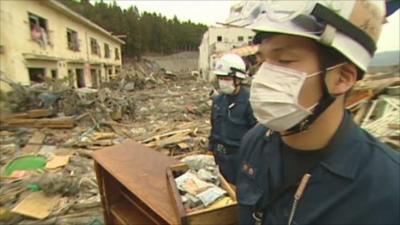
[282,71,336,136]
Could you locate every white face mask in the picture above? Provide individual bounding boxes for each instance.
[249,62,343,132]
[218,79,236,94]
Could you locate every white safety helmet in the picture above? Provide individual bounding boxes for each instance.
[226,0,387,78]
[213,53,247,79]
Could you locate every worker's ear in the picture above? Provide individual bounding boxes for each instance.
[326,64,357,96]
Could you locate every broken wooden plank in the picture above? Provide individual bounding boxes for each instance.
[91,132,117,141]
[353,102,369,125]
[361,100,379,127]
[141,129,192,143]
[28,132,46,145]
[12,191,61,220]
[388,123,400,130]
[0,131,14,136]
[173,150,206,160]
[345,90,374,109]
[21,145,41,155]
[8,109,53,119]
[6,117,74,129]
[158,134,191,148]
[21,132,46,155]
[178,142,189,149]
[382,137,400,149]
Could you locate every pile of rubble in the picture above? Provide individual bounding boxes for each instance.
[0,61,212,224]
[102,60,171,91]
[0,60,185,126]
[0,129,105,225]
[346,72,400,149]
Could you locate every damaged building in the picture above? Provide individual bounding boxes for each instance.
[0,0,124,91]
[198,27,254,81]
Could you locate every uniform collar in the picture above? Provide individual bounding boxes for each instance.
[263,111,364,181]
[319,111,363,180]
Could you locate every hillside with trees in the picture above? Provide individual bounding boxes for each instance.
[58,0,208,58]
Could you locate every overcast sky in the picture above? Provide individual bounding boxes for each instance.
[110,0,399,53]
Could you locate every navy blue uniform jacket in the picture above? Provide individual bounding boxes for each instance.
[235,111,400,225]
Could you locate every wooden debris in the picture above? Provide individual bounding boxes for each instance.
[158,134,191,148]
[141,129,192,144]
[28,132,46,145]
[353,102,369,124]
[388,124,400,130]
[381,137,400,149]
[9,109,53,119]
[345,90,374,109]
[12,191,61,220]
[178,142,189,149]
[6,117,74,129]
[91,132,117,141]
[0,131,14,136]
[21,132,46,155]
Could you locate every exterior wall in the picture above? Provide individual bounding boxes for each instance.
[198,31,210,80]
[0,0,123,91]
[208,27,254,48]
[198,27,254,81]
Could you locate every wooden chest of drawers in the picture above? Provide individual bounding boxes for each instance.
[92,140,180,225]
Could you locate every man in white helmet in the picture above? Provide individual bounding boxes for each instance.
[208,53,257,184]
[229,1,399,225]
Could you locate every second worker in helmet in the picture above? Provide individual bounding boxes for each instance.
[208,53,257,184]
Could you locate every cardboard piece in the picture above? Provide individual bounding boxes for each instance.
[45,155,71,169]
[12,191,60,219]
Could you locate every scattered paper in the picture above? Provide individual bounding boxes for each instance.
[175,171,212,195]
[196,186,227,207]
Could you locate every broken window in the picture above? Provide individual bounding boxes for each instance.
[90,38,100,56]
[67,28,79,51]
[90,69,99,88]
[51,69,57,79]
[238,36,244,42]
[28,68,45,83]
[217,36,222,42]
[68,69,74,87]
[104,43,110,58]
[76,69,85,88]
[115,48,120,60]
[115,66,121,75]
[28,12,50,47]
